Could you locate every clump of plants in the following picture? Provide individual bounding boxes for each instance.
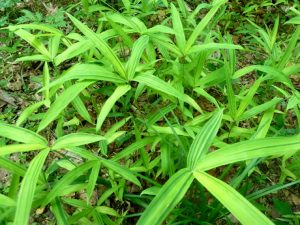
[0,0,300,224]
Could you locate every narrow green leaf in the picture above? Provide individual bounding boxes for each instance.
[185,0,227,52]
[81,0,89,12]
[112,137,156,161]
[8,24,62,35]
[51,198,69,225]
[194,171,274,225]
[52,133,106,150]
[233,65,292,88]
[187,109,223,169]
[147,104,177,125]
[54,39,93,66]
[13,148,50,225]
[285,16,300,24]
[277,27,300,70]
[235,77,264,119]
[65,147,99,161]
[47,64,125,89]
[160,141,173,176]
[64,81,92,123]
[151,35,182,57]
[96,206,119,217]
[171,3,186,51]
[38,81,93,132]
[121,0,131,11]
[148,125,188,136]
[96,85,131,132]
[0,194,16,207]
[196,134,300,171]
[49,35,61,59]
[0,144,46,156]
[101,13,137,30]
[0,122,47,145]
[133,74,201,112]
[188,43,243,54]
[194,87,219,107]
[126,35,149,80]
[136,168,193,225]
[177,0,188,18]
[72,96,92,123]
[270,16,279,50]
[0,157,27,179]
[43,62,50,104]
[16,101,45,126]
[97,187,118,206]
[13,29,51,58]
[252,107,274,139]
[101,158,141,187]
[42,161,97,206]
[87,161,101,203]
[16,55,50,62]
[106,16,134,48]
[67,13,126,78]
[238,97,281,121]
[146,25,175,35]
[198,66,226,87]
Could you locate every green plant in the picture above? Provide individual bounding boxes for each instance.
[1,0,300,224]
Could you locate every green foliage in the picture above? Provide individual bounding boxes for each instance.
[1,0,300,224]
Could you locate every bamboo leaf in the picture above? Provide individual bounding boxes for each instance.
[277,27,300,70]
[0,144,46,156]
[133,74,201,112]
[54,39,93,66]
[16,55,50,62]
[64,81,92,123]
[106,16,134,47]
[43,62,50,105]
[47,64,125,89]
[96,206,119,217]
[185,0,227,52]
[96,85,131,132]
[188,43,243,54]
[285,16,300,25]
[194,87,219,107]
[0,122,47,145]
[233,65,293,88]
[148,125,189,136]
[0,194,16,207]
[126,35,149,80]
[194,171,274,225]
[171,3,186,51]
[49,36,62,60]
[101,158,141,187]
[196,134,300,171]
[50,198,69,225]
[52,133,106,150]
[8,24,63,35]
[13,148,50,225]
[136,168,193,225]
[112,137,156,161]
[238,97,281,121]
[16,101,45,126]
[0,157,27,179]
[72,95,92,123]
[38,81,93,132]
[235,77,264,119]
[13,29,51,58]
[87,161,101,203]
[67,13,126,78]
[42,161,97,206]
[187,109,223,169]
